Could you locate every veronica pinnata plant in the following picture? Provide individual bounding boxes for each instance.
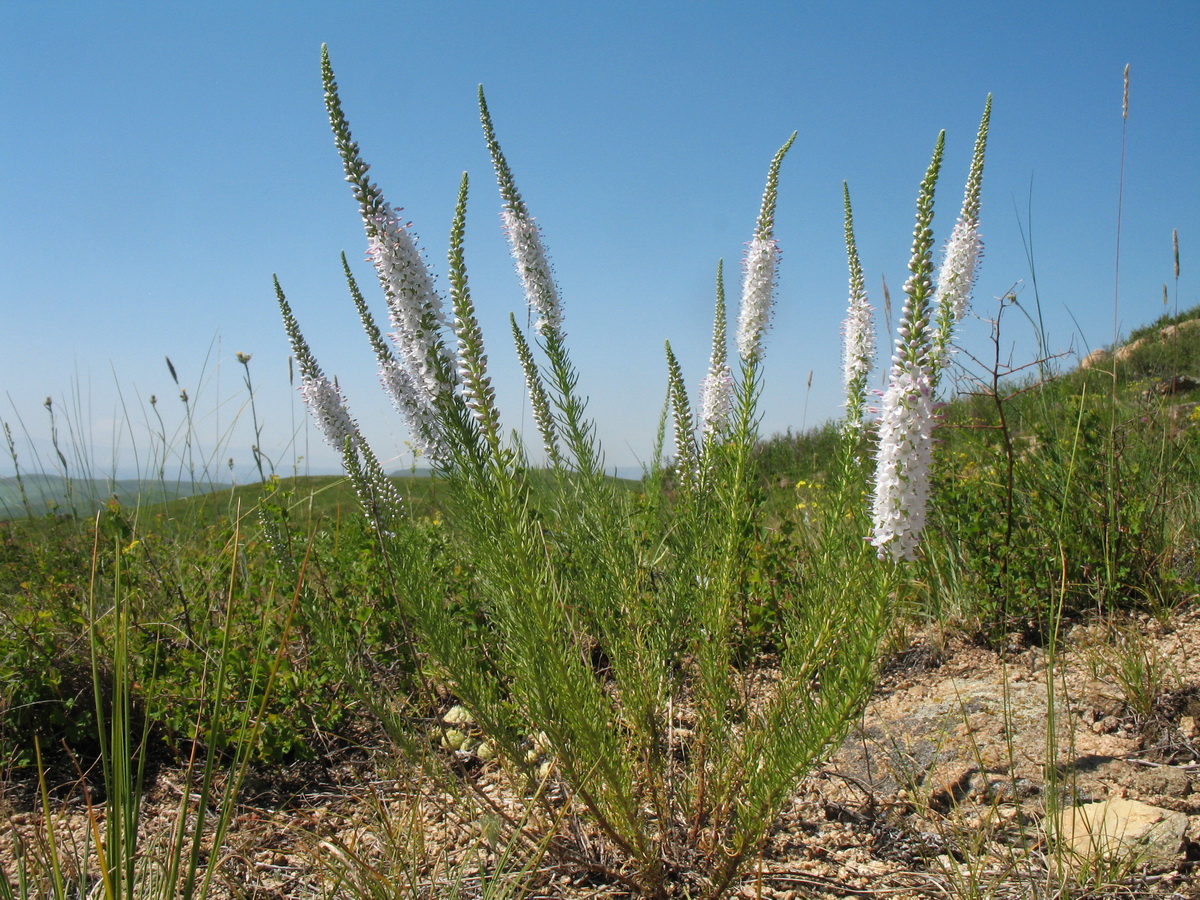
[274,48,993,900]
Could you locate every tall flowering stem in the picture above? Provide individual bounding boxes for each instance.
[478,86,564,341]
[322,47,453,437]
[275,277,403,519]
[930,96,991,387]
[447,173,504,457]
[840,183,875,434]
[698,261,734,443]
[870,133,944,562]
[735,133,796,366]
[479,86,601,476]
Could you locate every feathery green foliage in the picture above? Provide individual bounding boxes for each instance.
[265,50,898,898]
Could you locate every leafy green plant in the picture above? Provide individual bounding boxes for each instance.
[1,513,294,900]
[924,301,1200,639]
[269,47,992,898]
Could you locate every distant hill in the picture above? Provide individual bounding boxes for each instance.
[388,467,436,478]
[0,474,228,520]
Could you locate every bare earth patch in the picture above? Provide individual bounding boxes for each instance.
[5,606,1200,898]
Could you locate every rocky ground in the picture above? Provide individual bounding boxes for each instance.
[5,606,1200,899]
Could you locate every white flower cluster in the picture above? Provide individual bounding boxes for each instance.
[300,373,357,453]
[841,287,875,407]
[735,235,780,363]
[870,365,935,562]
[697,364,734,438]
[501,208,562,338]
[361,206,457,462]
[379,357,445,461]
[930,216,982,371]
[935,217,981,323]
[366,209,450,397]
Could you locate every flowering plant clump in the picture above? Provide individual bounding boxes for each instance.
[866,102,990,562]
[276,46,989,899]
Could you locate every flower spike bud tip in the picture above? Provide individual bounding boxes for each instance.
[510,314,562,467]
[448,172,503,448]
[736,133,796,364]
[664,341,698,478]
[897,132,945,372]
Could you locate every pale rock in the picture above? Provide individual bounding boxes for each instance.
[1114,338,1145,363]
[1080,348,1111,370]
[1053,798,1187,874]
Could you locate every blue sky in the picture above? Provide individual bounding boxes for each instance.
[3,1,1197,480]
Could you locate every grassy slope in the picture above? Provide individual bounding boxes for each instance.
[757,301,1200,485]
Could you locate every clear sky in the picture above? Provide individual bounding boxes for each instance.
[3,1,1197,480]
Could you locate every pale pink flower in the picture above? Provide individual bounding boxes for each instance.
[379,357,446,462]
[929,216,982,372]
[841,285,875,429]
